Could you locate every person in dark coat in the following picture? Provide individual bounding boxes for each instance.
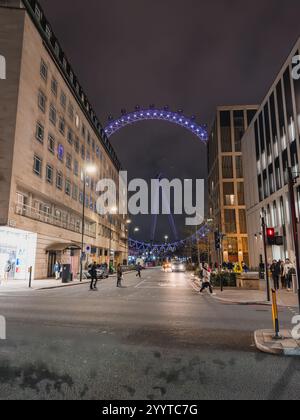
[270,260,280,290]
[89,262,98,291]
[117,264,123,288]
[136,263,142,278]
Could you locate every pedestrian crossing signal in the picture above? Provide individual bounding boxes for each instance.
[266,228,275,245]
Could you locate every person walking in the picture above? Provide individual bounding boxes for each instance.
[199,263,214,295]
[117,264,123,288]
[89,262,98,291]
[53,261,61,280]
[283,259,296,291]
[270,260,280,291]
[136,263,142,278]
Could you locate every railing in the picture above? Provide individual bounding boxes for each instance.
[15,203,96,238]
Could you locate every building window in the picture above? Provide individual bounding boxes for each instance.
[68,103,74,121]
[220,111,232,153]
[233,110,245,152]
[59,117,65,135]
[222,156,233,179]
[35,122,44,143]
[56,171,63,190]
[74,137,80,153]
[224,209,237,234]
[74,160,79,176]
[40,59,48,81]
[223,182,235,206]
[48,134,55,154]
[49,104,57,125]
[67,129,73,145]
[46,164,53,184]
[72,184,78,201]
[33,155,42,176]
[237,182,245,205]
[236,156,243,179]
[35,4,42,20]
[239,210,247,234]
[38,91,46,113]
[45,25,52,40]
[81,144,85,160]
[82,123,86,139]
[60,91,67,109]
[57,144,64,162]
[66,153,72,170]
[65,179,71,196]
[51,78,58,96]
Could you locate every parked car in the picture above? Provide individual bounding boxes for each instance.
[79,264,109,280]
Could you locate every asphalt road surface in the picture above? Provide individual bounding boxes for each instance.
[0,268,299,400]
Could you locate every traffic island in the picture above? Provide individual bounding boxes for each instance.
[254,330,300,356]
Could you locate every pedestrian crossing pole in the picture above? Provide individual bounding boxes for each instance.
[261,213,270,302]
[271,289,282,340]
[288,168,300,314]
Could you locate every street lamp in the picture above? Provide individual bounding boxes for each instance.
[125,219,132,264]
[80,164,97,282]
[108,206,118,269]
[134,227,140,233]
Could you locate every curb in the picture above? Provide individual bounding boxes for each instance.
[211,294,271,307]
[254,330,300,357]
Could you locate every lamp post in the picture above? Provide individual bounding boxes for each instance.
[80,165,97,282]
[108,206,118,269]
[125,219,132,264]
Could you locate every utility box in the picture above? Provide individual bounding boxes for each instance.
[61,264,72,283]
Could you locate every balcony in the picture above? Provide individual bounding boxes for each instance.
[15,203,96,238]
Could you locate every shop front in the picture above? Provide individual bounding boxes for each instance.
[45,243,81,279]
[0,227,37,281]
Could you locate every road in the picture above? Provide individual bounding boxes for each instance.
[0,268,299,400]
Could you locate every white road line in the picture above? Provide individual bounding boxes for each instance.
[135,279,148,288]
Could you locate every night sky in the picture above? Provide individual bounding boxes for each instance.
[40,0,300,242]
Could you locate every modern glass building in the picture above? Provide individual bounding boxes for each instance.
[243,38,300,268]
[208,106,258,266]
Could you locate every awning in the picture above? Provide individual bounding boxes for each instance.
[45,242,82,252]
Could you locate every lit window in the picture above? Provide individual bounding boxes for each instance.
[33,155,42,176]
[74,160,79,176]
[35,122,44,143]
[68,103,74,121]
[45,25,52,40]
[72,184,78,201]
[57,144,64,161]
[35,5,41,20]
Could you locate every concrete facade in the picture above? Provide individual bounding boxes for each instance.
[208,105,258,267]
[0,1,128,280]
[242,38,300,269]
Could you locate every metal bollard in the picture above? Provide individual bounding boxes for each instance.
[271,289,282,340]
[28,266,32,288]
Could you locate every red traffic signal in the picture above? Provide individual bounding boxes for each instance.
[266,228,275,245]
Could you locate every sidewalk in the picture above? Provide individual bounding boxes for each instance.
[191,276,298,308]
[0,271,135,292]
[255,330,300,356]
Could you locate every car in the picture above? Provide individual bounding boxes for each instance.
[80,264,109,280]
[171,262,187,273]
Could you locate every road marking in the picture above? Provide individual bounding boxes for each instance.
[135,279,147,288]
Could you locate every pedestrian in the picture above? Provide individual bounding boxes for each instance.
[270,260,280,290]
[2,260,11,283]
[117,264,123,288]
[283,259,296,291]
[136,263,142,278]
[199,263,214,295]
[53,261,61,280]
[280,260,286,289]
[89,262,98,291]
[242,261,249,273]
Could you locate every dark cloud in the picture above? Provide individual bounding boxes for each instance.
[39,0,300,241]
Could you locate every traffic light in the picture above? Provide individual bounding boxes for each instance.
[215,231,221,250]
[266,228,275,245]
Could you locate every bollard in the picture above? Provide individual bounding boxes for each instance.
[28,266,32,288]
[271,289,282,340]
